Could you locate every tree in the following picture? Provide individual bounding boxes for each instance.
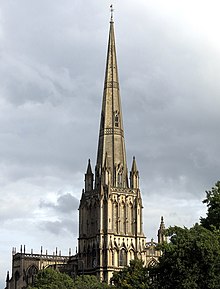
[152,224,220,289]
[74,275,111,289]
[28,268,74,289]
[28,269,112,289]
[200,181,220,231]
[111,259,152,289]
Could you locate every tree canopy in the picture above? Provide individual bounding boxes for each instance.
[28,268,74,289]
[201,181,220,231]
[74,275,111,289]
[28,268,111,289]
[152,224,220,289]
[111,259,151,289]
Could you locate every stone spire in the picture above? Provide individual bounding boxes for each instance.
[85,159,94,192]
[158,216,166,244]
[130,156,139,189]
[96,15,128,188]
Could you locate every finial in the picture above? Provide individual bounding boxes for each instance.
[110,4,114,22]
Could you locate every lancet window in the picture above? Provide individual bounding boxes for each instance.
[113,202,118,232]
[119,248,127,266]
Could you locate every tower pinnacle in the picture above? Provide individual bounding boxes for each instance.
[158,216,167,243]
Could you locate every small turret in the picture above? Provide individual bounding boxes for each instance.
[85,159,94,192]
[130,156,139,189]
[158,216,167,244]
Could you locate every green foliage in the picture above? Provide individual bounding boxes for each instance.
[201,181,220,231]
[111,259,151,289]
[152,224,220,289]
[28,268,74,289]
[28,181,220,289]
[74,275,111,289]
[28,269,112,289]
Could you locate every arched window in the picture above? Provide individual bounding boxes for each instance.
[113,202,118,232]
[119,248,127,266]
[129,249,135,260]
[121,203,126,233]
[26,265,38,286]
[128,203,134,234]
[118,172,122,187]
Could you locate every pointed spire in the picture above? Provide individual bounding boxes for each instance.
[159,216,165,229]
[131,156,138,172]
[130,156,139,189]
[86,159,93,175]
[85,159,94,192]
[158,216,166,244]
[96,15,128,188]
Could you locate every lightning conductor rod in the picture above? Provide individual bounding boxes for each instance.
[110,4,114,22]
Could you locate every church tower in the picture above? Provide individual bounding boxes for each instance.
[78,10,146,282]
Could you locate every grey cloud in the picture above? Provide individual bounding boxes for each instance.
[40,217,78,236]
[1,0,220,287]
[40,193,79,213]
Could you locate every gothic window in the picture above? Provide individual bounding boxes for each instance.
[129,249,135,260]
[113,202,118,232]
[119,248,127,266]
[26,265,38,285]
[128,203,134,234]
[121,203,126,233]
[114,112,119,127]
[118,172,122,187]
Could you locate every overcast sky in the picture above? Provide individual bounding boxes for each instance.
[1,0,220,287]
